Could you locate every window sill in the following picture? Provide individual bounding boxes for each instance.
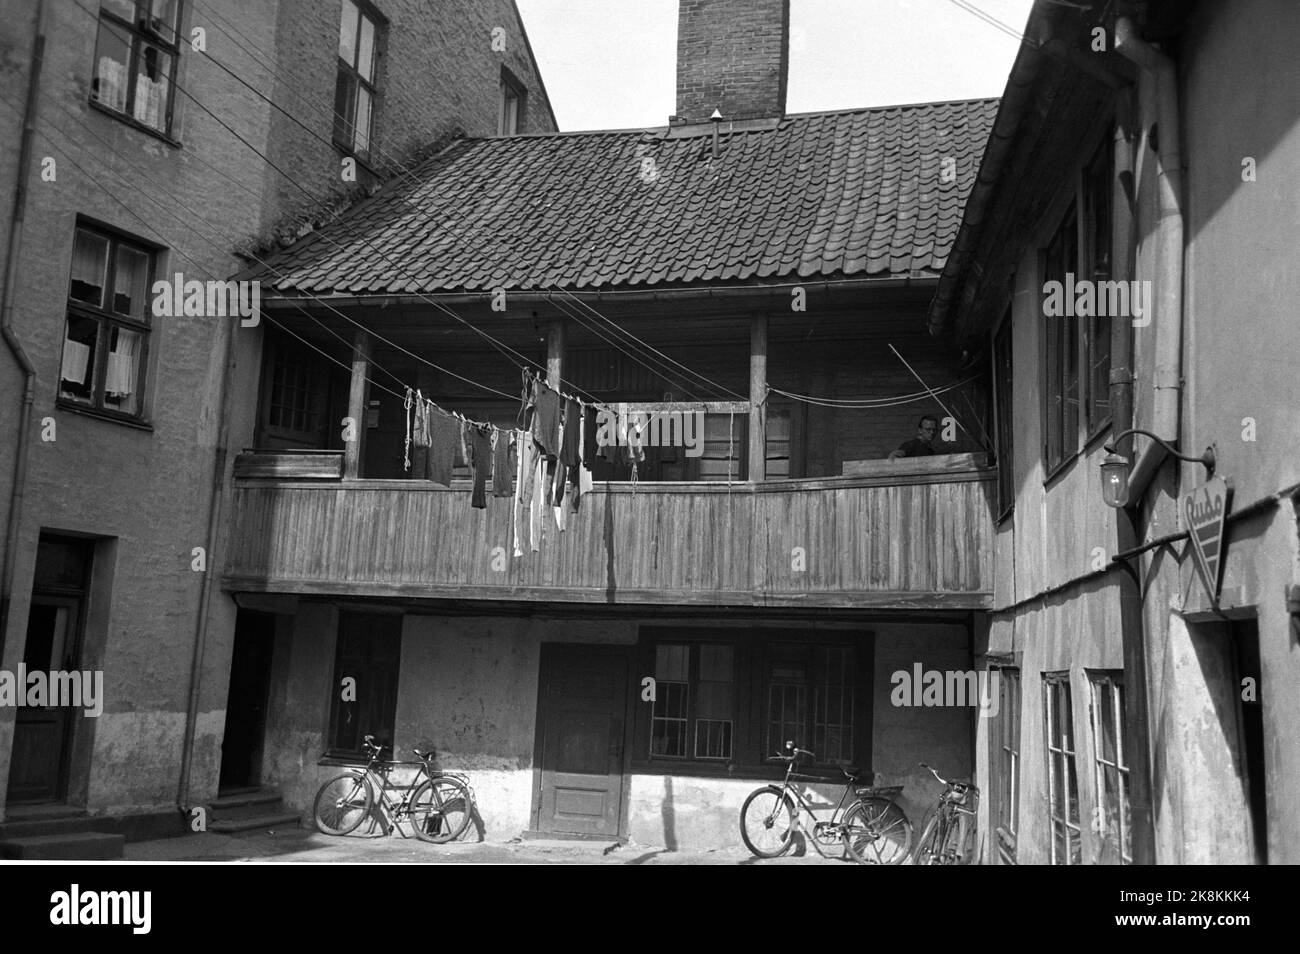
[1085,419,1113,451]
[332,140,380,179]
[1042,448,1080,488]
[87,99,181,149]
[56,399,154,432]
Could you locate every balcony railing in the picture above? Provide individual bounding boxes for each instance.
[223,453,995,609]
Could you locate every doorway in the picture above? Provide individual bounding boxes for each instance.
[219,610,276,791]
[6,536,93,805]
[531,645,630,838]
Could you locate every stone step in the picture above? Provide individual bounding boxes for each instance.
[207,811,302,834]
[0,832,125,860]
[209,791,283,820]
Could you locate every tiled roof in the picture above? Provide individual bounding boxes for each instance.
[257,99,999,295]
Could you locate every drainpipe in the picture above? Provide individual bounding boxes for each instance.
[0,0,47,654]
[1108,92,1156,865]
[176,311,241,815]
[1114,16,1185,502]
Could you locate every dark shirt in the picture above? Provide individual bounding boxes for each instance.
[895,438,936,457]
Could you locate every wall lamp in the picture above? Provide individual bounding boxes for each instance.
[1100,428,1216,508]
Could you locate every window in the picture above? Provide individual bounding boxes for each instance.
[993,313,1014,517]
[59,224,154,421]
[991,666,1021,863]
[698,411,745,481]
[334,0,380,161]
[328,612,402,757]
[1088,672,1131,864]
[499,68,525,135]
[1043,206,1079,474]
[650,643,734,760]
[638,629,870,772]
[768,643,855,764]
[91,0,182,136]
[1041,127,1116,474]
[764,406,792,479]
[1043,672,1081,864]
[1083,141,1113,434]
[261,338,329,445]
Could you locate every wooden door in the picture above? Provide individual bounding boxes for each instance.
[534,646,629,837]
[7,599,78,803]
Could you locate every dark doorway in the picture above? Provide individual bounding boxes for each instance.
[7,536,93,805]
[219,610,276,790]
[532,645,629,838]
[1231,619,1266,864]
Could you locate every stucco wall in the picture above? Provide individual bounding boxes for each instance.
[263,609,973,851]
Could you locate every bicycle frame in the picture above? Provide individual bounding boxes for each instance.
[774,760,895,858]
[349,756,436,836]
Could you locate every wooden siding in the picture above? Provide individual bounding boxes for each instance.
[223,471,996,609]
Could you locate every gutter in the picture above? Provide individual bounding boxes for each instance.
[1114,16,1186,503]
[0,0,47,652]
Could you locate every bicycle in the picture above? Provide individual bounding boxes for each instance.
[739,741,913,864]
[911,762,978,864]
[312,734,474,844]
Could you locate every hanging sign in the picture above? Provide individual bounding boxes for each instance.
[1181,475,1232,606]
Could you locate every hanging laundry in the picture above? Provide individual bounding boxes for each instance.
[410,394,430,478]
[582,402,600,465]
[493,427,515,498]
[529,447,547,551]
[469,423,493,509]
[513,429,532,557]
[426,406,458,487]
[532,382,562,457]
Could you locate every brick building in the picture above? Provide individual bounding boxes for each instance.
[0,0,552,851]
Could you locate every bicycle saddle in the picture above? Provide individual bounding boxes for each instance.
[839,766,870,782]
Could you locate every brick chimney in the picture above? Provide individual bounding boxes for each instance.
[675,0,790,124]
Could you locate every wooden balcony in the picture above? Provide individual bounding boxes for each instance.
[223,455,996,610]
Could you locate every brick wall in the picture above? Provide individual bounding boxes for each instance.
[676,0,789,123]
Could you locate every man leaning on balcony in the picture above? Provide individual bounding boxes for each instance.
[888,414,940,460]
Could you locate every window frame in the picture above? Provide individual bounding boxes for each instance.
[325,611,403,760]
[90,0,184,141]
[990,665,1021,864]
[58,221,156,426]
[992,308,1014,520]
[499,67,526,136]
[648,641,736,762]
[333,0,383,162]
[1087,671,1131,865]
[633,627,873,778]
[1043,671,1081,865]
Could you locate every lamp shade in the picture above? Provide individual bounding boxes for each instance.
[1100,452,1130,508]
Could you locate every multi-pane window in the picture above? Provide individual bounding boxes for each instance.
[992,667,1021,864]
[993,314,1014,517]
[60,225,153,420]
[1043,672,1081,864]
[1043,206,1079,474]
[1083,141,1113,434]
[650,643,734,760]
[1088,672,1131,864]
[334,0,380,161]
[1041,127,1116,474]
[265,344,324,440]
[697,412,745,481]
[328,613,401,756]
[92,0,182,135]
[499,68,525,135]
[768,644,855,764]
[764,406,792,479]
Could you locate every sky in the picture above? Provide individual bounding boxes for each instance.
[516,0,1037,132]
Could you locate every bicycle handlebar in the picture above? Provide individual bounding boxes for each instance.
[919,762,972,789]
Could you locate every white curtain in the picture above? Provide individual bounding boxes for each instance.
[105,330,141,397]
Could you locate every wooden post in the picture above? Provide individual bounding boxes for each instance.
[546,319,565,389]
[748,314,767,482]
[344,329,371,479]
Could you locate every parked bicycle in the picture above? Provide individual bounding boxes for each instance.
[740,741,913,864]
[912,762,978,864]
[312,734,474,843]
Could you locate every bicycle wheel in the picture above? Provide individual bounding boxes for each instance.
[313,772,372,836]
[739,786,796,858]
[842,797,912,865]
[409,776,473,844]
[912,808,951,865]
